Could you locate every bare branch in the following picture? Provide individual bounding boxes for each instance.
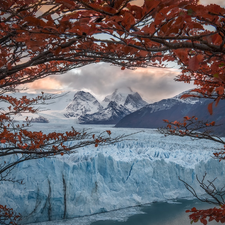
[179,173,225,206]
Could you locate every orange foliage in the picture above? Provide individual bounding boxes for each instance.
[0,204,21,225]
[186,206,225,224]
[1,0,225,224]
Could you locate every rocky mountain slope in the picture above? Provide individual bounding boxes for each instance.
[64,91,102,119]
[101,87,147,112]
[115,92,225,136]
[79,101,131,124]
[65,87,148,124]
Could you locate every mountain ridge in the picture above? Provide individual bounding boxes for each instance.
[64,91,103,119]
[65,87,148,124]
[115,92,225,136]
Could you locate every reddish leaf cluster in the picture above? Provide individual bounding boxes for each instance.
[186,205,225,225]
[162,116,216,137]
[213,145,225,161]
[0,0,225,224]
[0,204,21,225]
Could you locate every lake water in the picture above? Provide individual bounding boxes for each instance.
[31,198,221,225]
[90,199,220,225]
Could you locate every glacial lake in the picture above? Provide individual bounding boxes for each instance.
[31,198,221,225]
[90,199,220,225]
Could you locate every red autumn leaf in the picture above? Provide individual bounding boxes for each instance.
[208,102,213,115]
[130,5,143,19]
[54,47,61,55]
[200,218,207,225]
[188,55,203,71]
[215,86,224,95]
[122,12,135,30]
[138,50,148,57]
[212,34,222,45]
[144,0,159,13]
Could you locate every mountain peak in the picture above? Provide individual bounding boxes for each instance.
[64,91,102,118]
[124,92,148,111]
[79,100,131,124]
[73,90,96,101]
[64,88,148,124]
[102,87,133,107]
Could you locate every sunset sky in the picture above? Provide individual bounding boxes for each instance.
[24,0,225,103]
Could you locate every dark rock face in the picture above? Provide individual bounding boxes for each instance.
[116,97,225,137]
[79,101,131,124]
[124,92,148,110]
[101,87,148,112]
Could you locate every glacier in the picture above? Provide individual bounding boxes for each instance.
[1,124,225,224]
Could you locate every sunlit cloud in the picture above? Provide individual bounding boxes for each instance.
[32,63,194,103]
[200,0,225,5]
[25,77,64,93]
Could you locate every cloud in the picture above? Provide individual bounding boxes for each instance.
[38,63,194,103]
[200,0,225,5]
[25,77,64,94]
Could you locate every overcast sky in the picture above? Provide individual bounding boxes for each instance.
[24,0,225,103]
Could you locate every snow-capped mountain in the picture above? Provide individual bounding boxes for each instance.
[102,87,134,107]
[2,88,147,124]
[64,87,148,124]
[116,91,225,136]
[124,92,148,111]
[0,91,78,124]
[102,87,147,112]
[64,91,102,119]
[79,101,131,124]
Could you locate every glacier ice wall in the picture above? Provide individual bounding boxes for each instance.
[1,128,225,224]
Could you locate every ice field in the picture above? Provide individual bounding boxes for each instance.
[1,122,225,224]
